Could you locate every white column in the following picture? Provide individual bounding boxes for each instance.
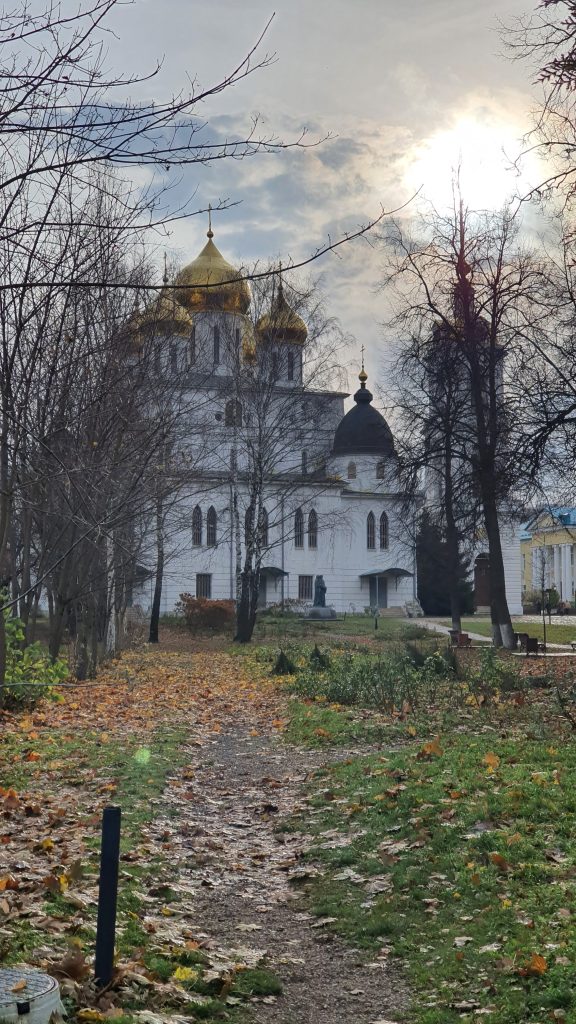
[563,545,570,601]
[554,545,562,593]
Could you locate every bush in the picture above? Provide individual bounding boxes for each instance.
[3,611,68,707]
[289,648,455,713]
[175,594,235,631]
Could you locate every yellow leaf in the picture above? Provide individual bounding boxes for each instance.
[407,725,417,737]
[58,874,69,891]
[78,1010,107,1021]
[525,953,547,976]
[416,737,443,759]
[172,966,198,983]
[483,752,500,771]
[40,838,54,851]
[11,980,27,993]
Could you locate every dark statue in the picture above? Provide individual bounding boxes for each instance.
[313,574,327,607]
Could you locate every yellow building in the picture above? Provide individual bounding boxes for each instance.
[521,508,576,604]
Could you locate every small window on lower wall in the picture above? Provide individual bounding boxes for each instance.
[298,575,313,601]
[196,573,212,599]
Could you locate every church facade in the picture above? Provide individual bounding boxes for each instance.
[129,226,418,615]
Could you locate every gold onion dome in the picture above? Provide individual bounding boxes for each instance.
[129,289,193,337]
[256,275,308,346]
[174,227,251,314]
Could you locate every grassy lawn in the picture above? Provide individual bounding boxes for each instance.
[431,617,576,645]
[282,637,576,1024]
[254,611,431,644]
[294,732,576,1024]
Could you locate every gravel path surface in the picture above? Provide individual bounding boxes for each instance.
[157,726,407,1024]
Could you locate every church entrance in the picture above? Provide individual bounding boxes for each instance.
[369,576,388,608]
[257,576,267,609]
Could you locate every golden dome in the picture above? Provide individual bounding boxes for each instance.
[174,229,251,314]
[130,289,193,336]
[256,276,308,346]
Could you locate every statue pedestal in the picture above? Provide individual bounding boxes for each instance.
[304,606,337,620]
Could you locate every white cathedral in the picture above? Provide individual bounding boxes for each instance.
[129,224,523,617]
[129,224,419,615]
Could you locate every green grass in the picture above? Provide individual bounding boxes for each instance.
[254,612,431,643]
[295,729,576,1024]
[437,617,576,645]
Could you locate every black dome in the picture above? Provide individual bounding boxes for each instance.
[332,376,395,457]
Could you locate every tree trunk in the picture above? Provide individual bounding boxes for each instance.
[443,447,462,632]
[235,570,258,643]
[149,500,164,644]
[482,495,514,648]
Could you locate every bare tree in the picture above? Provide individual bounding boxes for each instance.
[380,198,549,647]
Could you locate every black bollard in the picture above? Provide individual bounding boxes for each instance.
[95,805,121,988]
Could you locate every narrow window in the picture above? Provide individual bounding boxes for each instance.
[213,324,220,364]
[189,325,196,366]
[192,506,202,546]
[367,511,376,550]
[301,450,308,475]
[207,506,217,547]
[271,351,279,378]
[170,343,178,373]
[235,326,240,348]
[379,511,389,550]
[259,507,269,548]
[196,573,212,598]
[294,508,304,548]
[245,507,254,547]
[230,448,237,474]
[298,575,313,601]
[288,350,295,381]
[308,509,318,549]
[347,461,357,480]
[376,460,385,479]
[225,399,242,427]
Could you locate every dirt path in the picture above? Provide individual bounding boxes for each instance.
[154,722,407,1024]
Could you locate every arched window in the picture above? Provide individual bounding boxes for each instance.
[367,511,376,550]
[376,460,385,479]
[308,509,318,549]
[379,511,389,550]
[294,508,304,549]
[225,399,242,427]
[192,506,203,546]
[259,507,269,548]
[301,450,308,475]
[288,351,295,381]
[213,324,220,364]
[347,461,357,480]
[207,506,217,547]
[189,326,196,366]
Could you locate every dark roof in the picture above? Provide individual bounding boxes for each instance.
[332,379,395,458]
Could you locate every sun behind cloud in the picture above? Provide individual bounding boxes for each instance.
[404,111,541,211]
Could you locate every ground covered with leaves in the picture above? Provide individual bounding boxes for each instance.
[0,642,405,1024]
[3,625,576,1024]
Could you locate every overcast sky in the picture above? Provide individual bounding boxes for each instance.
[105,0,544,395]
